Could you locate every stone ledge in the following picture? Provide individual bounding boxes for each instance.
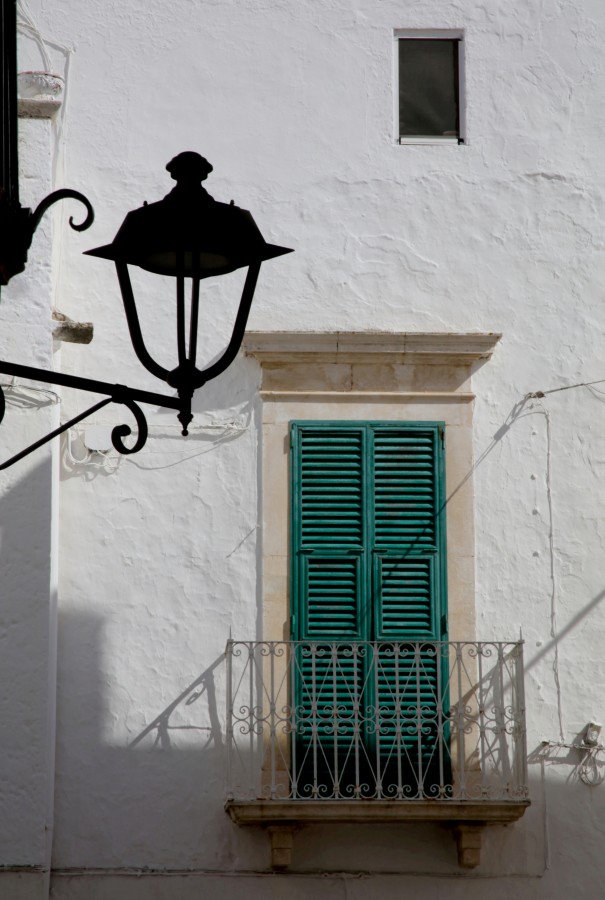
[226,798,529,826]
[259,390,476,402]
[18,97,61,118]
[226,799,529,869]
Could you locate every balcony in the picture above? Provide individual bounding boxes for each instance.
[225,640,529,868]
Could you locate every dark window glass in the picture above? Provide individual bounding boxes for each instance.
[398,39,459,139]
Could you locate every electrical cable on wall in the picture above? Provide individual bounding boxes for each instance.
[531,397,565,743]
[64,427,120,474]
[525,376,605,783]
[526,375,605,401]
[0,377,59,406]
[63,417,251,474]
[541,731,605,786]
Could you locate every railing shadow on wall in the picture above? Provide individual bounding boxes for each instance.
[128,655,225,752]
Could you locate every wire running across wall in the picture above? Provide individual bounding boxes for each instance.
[523,373,605,751]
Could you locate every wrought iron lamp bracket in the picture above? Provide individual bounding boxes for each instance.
[0,366,181,471]
[29,189,95,236]
[0,189,94,287]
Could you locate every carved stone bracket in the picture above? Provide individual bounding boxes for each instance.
[453,823,483,868]
[267,825,295,869]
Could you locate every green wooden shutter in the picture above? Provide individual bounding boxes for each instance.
[372,426,442,640]
[293,425,366,640]
[291,426,366,786]
[292,423,445,641]
[370,426,445,787]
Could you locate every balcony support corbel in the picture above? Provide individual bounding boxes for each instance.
[453,823,483,868]
[267,825,295,869]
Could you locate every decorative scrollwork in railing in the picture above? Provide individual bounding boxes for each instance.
[226,639,529,804]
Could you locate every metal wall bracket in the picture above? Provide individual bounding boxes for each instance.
[0,359,182,470]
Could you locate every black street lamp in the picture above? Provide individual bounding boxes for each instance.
[0,153,292,468]
[85,151,291,436]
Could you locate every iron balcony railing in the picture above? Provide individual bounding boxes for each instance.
[226,640,528,803]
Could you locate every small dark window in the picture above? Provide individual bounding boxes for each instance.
[398,38,461,142]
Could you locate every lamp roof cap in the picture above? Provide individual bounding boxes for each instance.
[84,153,293,277]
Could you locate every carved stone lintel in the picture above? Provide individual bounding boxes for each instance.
[454,824,483,869]
[268,825,295,870]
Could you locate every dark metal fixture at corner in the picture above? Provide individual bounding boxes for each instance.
[0,0,93,285]
[0,0,293,469]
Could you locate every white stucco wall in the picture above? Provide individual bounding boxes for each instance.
[2,0,605,896]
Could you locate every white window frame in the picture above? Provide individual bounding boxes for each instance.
[394,29,466,146]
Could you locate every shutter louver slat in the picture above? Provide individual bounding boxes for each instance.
[300,429,363,549]
[306,557,360,636]
[298,428,364,637]
[377,557,434,637]
[373,429,436,549]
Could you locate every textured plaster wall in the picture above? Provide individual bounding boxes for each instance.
[4,0,605,896]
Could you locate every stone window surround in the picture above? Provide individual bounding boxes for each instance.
[230,332,531,872]
[243,330,501,646]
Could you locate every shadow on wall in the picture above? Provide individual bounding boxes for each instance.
[51,357,263,870]
[127,655,225,752]
[53,610,238,870]
[0,456,54,865]
[46,381,605,880]
[50,586,605,880]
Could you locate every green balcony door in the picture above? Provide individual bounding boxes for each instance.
[290,422,448,798]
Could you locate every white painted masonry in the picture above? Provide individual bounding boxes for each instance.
[1,0,605,897]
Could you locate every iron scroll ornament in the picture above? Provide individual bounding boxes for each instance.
[30,189,94,236]
[0,189,95,287]
[0,383,150,472]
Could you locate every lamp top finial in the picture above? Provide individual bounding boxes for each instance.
[166,152,213,184]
